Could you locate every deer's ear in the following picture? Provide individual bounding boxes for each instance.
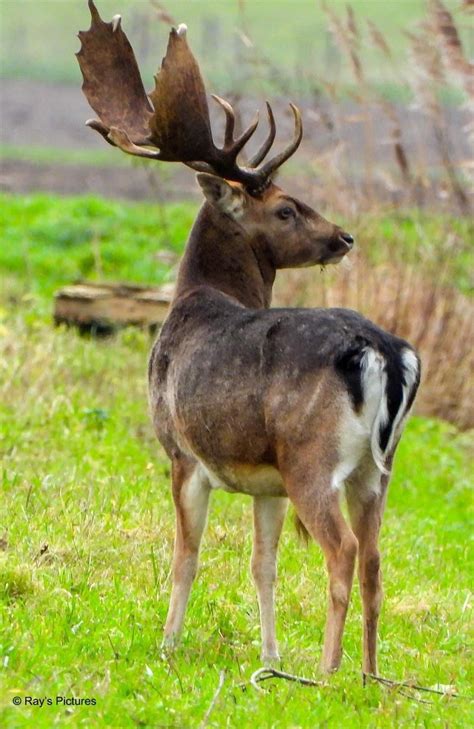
[196,173,245,219]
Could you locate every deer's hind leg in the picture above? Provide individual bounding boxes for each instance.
[163,456,210,647]
[282,457,358,673]
[346,463,389,675]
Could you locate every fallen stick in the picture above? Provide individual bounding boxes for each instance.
[364,673,464,699]
[397,688,433,706]
[249,667,326,692]
[238,667,470,701]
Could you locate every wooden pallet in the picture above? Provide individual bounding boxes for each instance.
[54,281,174,334]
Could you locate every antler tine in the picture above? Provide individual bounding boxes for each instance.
[85,118,116,146]
[212,94,259,158]
[87,0,101,22]
[211,95,235,147]
[248,102,276,168]
[256,104,302,179]
[231,113,259,156]
[107,127,163,159]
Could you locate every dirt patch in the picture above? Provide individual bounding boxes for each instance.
[0,79,470,204]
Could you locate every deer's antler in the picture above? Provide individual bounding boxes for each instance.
[76,0,303,193]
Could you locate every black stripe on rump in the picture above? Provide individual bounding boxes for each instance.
[379,352,405,452]
[334,335,370,414]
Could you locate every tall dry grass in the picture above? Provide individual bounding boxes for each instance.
[233,0,472,215]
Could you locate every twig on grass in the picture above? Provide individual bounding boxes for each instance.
[200,670,225,728]
[397,688,433,705]
[364,673,465,699]
[249,667,326,693]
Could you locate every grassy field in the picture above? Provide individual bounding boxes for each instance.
[1,194,473,727]
[0,0,465,94]
[1,193,472,297]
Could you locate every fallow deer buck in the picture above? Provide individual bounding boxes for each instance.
[78,0,420,674]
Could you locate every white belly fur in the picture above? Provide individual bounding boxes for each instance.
[201,462,287,497]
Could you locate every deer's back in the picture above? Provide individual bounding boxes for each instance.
[148,288,416,477]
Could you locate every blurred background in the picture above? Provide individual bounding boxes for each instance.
[0,0,473,428]
[1,0,472,207]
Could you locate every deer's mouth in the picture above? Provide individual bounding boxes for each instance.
[321,232,354,264]
[324,253,347,265]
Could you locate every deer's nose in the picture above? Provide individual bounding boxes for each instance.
[339,232,354,249]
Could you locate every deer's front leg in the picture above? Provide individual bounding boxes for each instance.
[163,459,210,648]
[251,495,288,663]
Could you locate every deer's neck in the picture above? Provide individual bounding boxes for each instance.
[174,204,275,309]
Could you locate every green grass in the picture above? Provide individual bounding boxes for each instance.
[0,315,472,728]
[0,193,473,726]
[0,194,196,301]
[1,193,472,299]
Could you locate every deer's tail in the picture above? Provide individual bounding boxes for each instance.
[361,346,421,474]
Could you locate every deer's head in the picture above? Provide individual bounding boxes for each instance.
[77,0,354,270]
[194,174,353,268]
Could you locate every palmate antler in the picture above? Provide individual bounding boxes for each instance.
[76,0,302,194]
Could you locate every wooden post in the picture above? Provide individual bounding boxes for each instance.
[53,281,174,335]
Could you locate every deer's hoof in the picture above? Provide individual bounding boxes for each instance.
[161,634,179,653]
[319,659,341,675]
[261,652,281,668]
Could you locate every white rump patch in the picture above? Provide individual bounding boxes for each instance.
[332,346,420,491]
[361,348,390,475]
[332,347,388,492]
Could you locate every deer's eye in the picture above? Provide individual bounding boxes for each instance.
[276,206,296,220]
